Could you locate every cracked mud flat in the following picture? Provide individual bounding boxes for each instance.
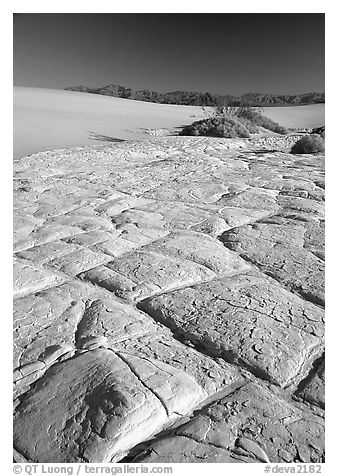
[13,136,324,463]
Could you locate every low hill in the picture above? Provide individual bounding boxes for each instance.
[65,84,325,107]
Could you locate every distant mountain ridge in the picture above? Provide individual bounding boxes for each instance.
[65,84,325,107]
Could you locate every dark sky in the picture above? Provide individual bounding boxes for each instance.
[13,13,325,95]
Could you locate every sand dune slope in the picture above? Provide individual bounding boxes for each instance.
[262,104,324,129]
[14,87,206,159]
[14,87,325,160]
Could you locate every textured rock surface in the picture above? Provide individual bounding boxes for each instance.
[140,272,323,387]
[14,349,222,462]
[221,215,325,306]
[131,382,324,463]
[296,361,325,409]
[13,136,324,463]
[13,257,67,298]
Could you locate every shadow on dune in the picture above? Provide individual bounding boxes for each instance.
[165,125,190,137]
[88,132,126,143]
[175,124,190,130]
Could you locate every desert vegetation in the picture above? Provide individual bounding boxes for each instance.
[311,126,325,139]
[179,106,288,138]
[179,116,251,138]
[235,107,288,134]
[291,134,325,154]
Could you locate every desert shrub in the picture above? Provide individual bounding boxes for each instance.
[234,115,260,134]
[213,106,259,133]
[220,106,238,116]
[179,116,250,138]
[236,106,263,116]
[290,134,325,154]
[311,126,325,139]
[235,107,288,134]
[201,105,239,119]
[180,105,286,138]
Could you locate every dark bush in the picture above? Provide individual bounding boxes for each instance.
[179,116,251,138]
[234,115,260,134]
[180,105,287,138]
[290,134,325,154]
[311,126,325,139]
[236,107,288,134]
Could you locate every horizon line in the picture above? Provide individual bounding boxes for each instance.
[13,84,326,97]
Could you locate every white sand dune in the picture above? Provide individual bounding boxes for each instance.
[14,87,325,160]
[262,104,324,129]
[13,87,207,160]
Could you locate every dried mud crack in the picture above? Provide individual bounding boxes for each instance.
[13,136,324,463]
